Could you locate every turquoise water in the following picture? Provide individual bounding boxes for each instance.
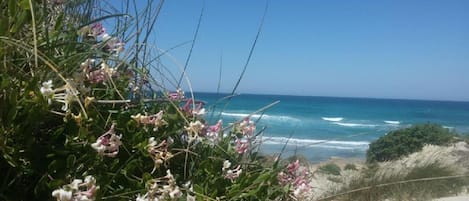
[194,92,469,162]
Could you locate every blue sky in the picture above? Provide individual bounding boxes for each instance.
[141,1,468,101]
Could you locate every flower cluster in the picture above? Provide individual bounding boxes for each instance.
[277,160,311,199]
[205,120,222,144]
[231,118,257,155]
[40,80,79,113]
[81,60,117,84]
[235,138,249,154]
[182,99,206,117]
[237,118,256,137]
[184,120,205,143]
[136,170,183,201]
[91,123,122,157]
[222,160,242,182]
[81,23,125,55]
[52,175,99,201]
[131,111,168,131]
[147,137,173,173]
[101,33,125,55]
[168,88,185,101]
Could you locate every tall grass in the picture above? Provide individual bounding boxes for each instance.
[315,143,469,201]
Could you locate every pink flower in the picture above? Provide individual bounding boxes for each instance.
[182,99,206,117]
[131,111,167,131]
[287,160,300,174]
[168,88,185,101]
[206,120,222,143]
[277,160,311,199]
[102,33,125,55]
[235,138,249,154]
[90,23,105,37]
[147,137,173,173]
[224,164,242,181]
[91,123,122,157]
[234,118,256,136]
[208,120,222,133]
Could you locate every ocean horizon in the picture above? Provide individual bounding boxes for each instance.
[193,92,469,162]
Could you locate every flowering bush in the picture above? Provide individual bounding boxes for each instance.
[0,0,311,200]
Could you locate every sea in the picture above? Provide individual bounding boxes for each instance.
[193,92,469,162]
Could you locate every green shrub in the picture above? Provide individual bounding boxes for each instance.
[367,124,457,162]
[344,163,358,171]
[319,163,341,176]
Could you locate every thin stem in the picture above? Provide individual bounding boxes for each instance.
[230,1,268,95]
[177,2,204,88]
[29,0,38,77]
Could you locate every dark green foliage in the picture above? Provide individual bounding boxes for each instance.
[319,163,341,176]
[367,124,457,162]
[344,163,357,171]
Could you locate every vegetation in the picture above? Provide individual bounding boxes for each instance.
[0,0,311,200]
[314,127,469,201]
[367,124,458,162]
[318,163,341,176]
[344,164,357,171]
[320,162,469,201]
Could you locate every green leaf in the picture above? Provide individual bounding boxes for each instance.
[2,153,17,167]
[8,0,17,16]
[18,0,29,10]
[0,17,9,36]
[66,154,76,168]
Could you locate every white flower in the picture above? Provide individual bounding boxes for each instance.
[184,120,205,143]
[84,175,96,187]
[101,34,125,55]
[40,80,54,96]
[69,179,83,190]
[169,186,182,199]
[40,80,54,104]
[186,194,196,201]
[52,175,99,201]
[222,160,231,171]
[53,84,79,112]
[52,189,72,201]
[135,194,149,201]
[224,165,242,181]
[192,108,206,116]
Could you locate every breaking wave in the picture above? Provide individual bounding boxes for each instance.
[261,136,369,150]
[333,122,377,127]
[221,112,300,122]
[322,117,344,122]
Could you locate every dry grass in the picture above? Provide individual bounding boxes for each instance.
[307,142,469,201]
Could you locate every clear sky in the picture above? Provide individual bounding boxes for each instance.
[146,0,468,101]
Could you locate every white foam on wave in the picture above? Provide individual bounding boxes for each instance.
[261,136,369,150]
[443,126,454,129]
[384,120,400,125]
[322,117,344,122]
[333,122,377,127]
[221,112,300,122]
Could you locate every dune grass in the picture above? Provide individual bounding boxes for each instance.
[314,143,469,201]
